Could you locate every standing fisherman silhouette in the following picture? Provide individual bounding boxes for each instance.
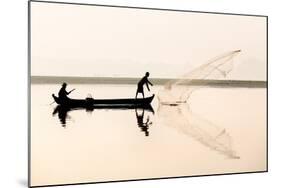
[135,72,153,99]
[58,83,75,101]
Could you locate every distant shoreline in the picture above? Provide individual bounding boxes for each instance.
[31,76,267,88]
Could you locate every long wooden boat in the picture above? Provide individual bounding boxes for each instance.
[52,94,155,108]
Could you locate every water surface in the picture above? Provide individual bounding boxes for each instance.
[31,84,267,186]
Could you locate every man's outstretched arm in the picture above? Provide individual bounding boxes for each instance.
[146,83,150,91]
[148,80,153,86]
[67,89,75,95]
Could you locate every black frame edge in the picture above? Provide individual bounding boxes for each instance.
[28,1,31,188]
[30,170,268,188]
[29,0,268,18]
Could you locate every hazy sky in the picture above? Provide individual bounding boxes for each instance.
[31,2,267,80]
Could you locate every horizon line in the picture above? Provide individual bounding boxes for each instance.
[31,76,267,88]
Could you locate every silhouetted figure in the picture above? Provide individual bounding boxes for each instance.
[135,108,152,136]
[52,104,154,129]
[58,83,75,101]
[52,105,94,127]
[53,105,69,127]
[136,72,153,99]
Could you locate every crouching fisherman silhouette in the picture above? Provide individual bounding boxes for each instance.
[136,72,153,99]
[58,83,75,100]
[52,82,75,104]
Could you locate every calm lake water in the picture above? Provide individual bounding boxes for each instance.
[30,84,267,186]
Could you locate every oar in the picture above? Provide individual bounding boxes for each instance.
[49,101,55,105]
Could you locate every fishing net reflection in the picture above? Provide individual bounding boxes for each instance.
[157,102,240,159]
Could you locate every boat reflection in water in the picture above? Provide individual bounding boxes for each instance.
[157,102,240,159]
[52,104,154,136]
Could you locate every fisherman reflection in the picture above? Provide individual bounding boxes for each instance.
[52,106,69,127]
[135,108,152,136]
[52,105,94,127]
